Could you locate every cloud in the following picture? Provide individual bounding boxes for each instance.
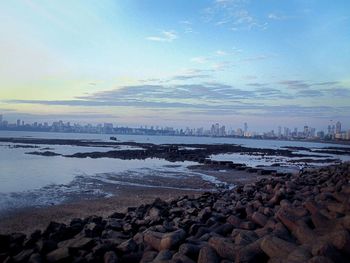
[267,13,291,20]
[215,50,228,56]
[278,80,311,89]
[190,56,208,64]
[146,31,178,42]
[241,55,270,62]
[211,61,232,71]
[203,1,267,31]
[5,80,349,120]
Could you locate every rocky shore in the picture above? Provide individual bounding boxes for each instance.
[1,162,350,262]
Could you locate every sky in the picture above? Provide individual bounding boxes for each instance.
[0,0,350,131]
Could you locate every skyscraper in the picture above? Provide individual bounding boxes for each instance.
[336,121,341,134]
[244,122,248,133]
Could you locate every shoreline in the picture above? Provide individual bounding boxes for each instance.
[0,162,349,262]
[0,167,267,235]
[1,129,350,146]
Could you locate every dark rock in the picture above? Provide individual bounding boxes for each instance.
[198,246,220,263]
[46,247,70,262]
[84,222,104,237]
[104,251,118,263]
[209,237,235,260]
[260,235,297,258]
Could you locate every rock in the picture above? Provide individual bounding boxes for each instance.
[144,231,163,251]
[84,222,103,237]
[104,251,118,263]
[117,239,137,253]
[105,218,123,231]
[239,221,255,230]
[109,212,125,219]
[308,256,335,263]
[46,247,70,262]
[58,237,95,250]
[232,230,258,246]
[36,239,57,254]
[226,215,242,226]
[13,249,34,262]
[140,250,158,263]
[179,243,202,259]
[28,253,42,263]
[260,235,298,259]
[287,246,312,262]
[235,239,266,263]
[0,235,10,252]
[209,236,235,260]
[251,212,268,227]
[171,252,196,263]
[160,229,186,250]
[153,250,173,262]
[198,246,220,263]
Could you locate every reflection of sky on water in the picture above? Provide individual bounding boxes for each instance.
[1,131,350,213]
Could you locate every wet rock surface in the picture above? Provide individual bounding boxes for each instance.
[1,162,350,262]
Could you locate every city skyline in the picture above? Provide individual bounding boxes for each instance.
[1,1,350,129]
[1,114,348,141]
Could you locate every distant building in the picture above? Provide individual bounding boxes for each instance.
[336,121,342,134]
[244,122,248,133]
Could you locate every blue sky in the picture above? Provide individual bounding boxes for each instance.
[0,0,350,131]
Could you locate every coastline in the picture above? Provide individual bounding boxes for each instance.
[0,168,266,235]
[1,162,349,262]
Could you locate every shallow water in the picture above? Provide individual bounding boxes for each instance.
[0,131,349,213]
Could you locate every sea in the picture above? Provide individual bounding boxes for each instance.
[1,130,350,214]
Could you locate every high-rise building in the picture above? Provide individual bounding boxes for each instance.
[244,122,248,133]
[336,121,341,134]
[0,114,3,124]
[278,126,282,137]
[17,119,21,127]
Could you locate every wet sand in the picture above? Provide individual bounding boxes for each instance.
[0,168,265,235]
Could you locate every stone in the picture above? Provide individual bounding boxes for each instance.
[84,223,103,237]
[117,239,137,254]
[12,249,34,262]
[140,250,158,263]
[260,235,298,259]
[251,212,268,227]
[104,251,118,263]
[28,253,42,263]
[160,229,186,250]
[233,230,258,246]
[226,215,242,226]
[308,256,335,263]
[235,239,266,263]
[287,246,312,262]
[144,231,163,251]
[58,237,95,250]
[178,243,202,259]
[209,236,235,261]
[153,249,173,262]
[198,246,220,263]
[171,252,196,263]
[36,239,57,254]
[46,247,70,262]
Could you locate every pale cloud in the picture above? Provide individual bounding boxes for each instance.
[146,31,178,42]
[190,56,208,64]
[212,61,232,71]
[215,50,228,56]
[267,13,292,20]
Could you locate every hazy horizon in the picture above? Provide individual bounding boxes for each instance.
[1,0,350,131]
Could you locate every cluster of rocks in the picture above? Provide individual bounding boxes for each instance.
[1,162,350,263]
